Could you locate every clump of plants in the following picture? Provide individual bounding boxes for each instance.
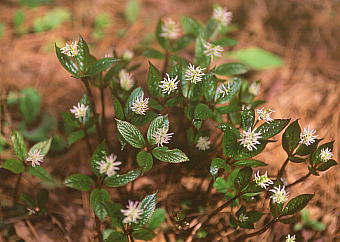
[1,4,337,242]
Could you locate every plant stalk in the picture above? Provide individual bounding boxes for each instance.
[287,172,311,188]
[277,157,290,178]
[13,173,23,205]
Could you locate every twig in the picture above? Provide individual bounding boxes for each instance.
[233,218,276,240]
[83,126,93,155]
[82,78,103,141]
[94,215,103,242]
[287,172,311,188]
[277,157,289,178]
[161,50,169,77]
[186,195,238,242]
[99,87,109,144]
[13,173,23,205]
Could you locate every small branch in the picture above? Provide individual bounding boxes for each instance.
[13,173,23,205]
[277,157,289,178]
[287,172,311,188]
[82,78,103,141]
[83,126,93,155]
[99,87,109,144]
[186,196,238,242]
[234,219,276,240]
[161,50,169,77]
[94,215,103,242]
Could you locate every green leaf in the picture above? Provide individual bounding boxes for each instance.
[19,88,41,124]
[282,194,314,216]
[130,111,158,126]
[62,111,80,128]
[311,141,334,166]
[137,151,153,172]
[113,97,125,120]
[106,231,128,242]
[289,156,305,163]
[210,158,230,177]
[282,120,301,154]
[194,37,210,68]
[308,166,319,176]
[279,216,299,224]
[29,137,52,157]
[295,139,320,156]
[125,0,139,23]
[2,159,25,174]
[116,119,145,148]
[222,124,240,157]
[152,147,189,163]
[11,131,27,161]
[28,166,55,184]
[103,201,123,227]
[64,174,94,191]
[245,211,263,223]
[155,19,169,49]
[132,229,156,240]
[213,177,228,193]
[215,63,249,76]
[216,78,242,104]
[171,35,194,52]
[138,193,157,226]
[241,109,255,130]
[104,169,142,187]
[142,48,164,59]
[55,45,79,75]
[234,167,253,191]
[67,130,85,145]
[181,16,202,36]
[86,58,119,76]
[235,141,269,160]
[216,105,241,114]
[124,87,144,118]
[147,62,163,98]
[148,208,165,229]
[270,200,283,218]
[149,99,163,111]
[20,193,35,208]
[233,159,268,167]
[194,103,213,120]
[256,119,290,139]
[90,189,110,221]
[317,159,337,171]
[228,47,283,70]
[147,115,169,145]
[212,38,238,47]
[74,36,90,73]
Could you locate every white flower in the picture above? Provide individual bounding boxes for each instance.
[122,49,134,61]
[160,18,181,40]
[238,213,248,223]
[203,42,224,60]
[119,69,135,91]
[320,148,333,162]
[196,137,211,151]
[70,103,89,122]
[121,200,144,224]
[254,171,273,189]
[249,82,261,96]
[160,73,179,94]
[238,129,262,151]
[131,94,149,115]
[26,149,45,167]
[285,234,296,242]
[217,82,231,98]
[98,154,122,177]
[153,127,174,147]
[60,41,78,57]
[212,6,232,26]
[269,185,289,204]
[299,126,318,146]
[256,108,275,123]
[185,64,206,84]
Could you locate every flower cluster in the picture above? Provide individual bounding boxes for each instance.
[70,103,89,122]
[153,126,174,147]
[119,69,135,91]
[269,185,289,204]
[121,200,144,224]
[320,148,333,162]
[256,108,275,123]
[299,126,317,146]
[212,6,232,26]
[131,94,149,115]
[160,18,181,40]
[254,171,273,189]
[203,42,224,59]
[61,41,78,57]
[26,149,45,167]
[285,234,296,242]
[217,82,231,98]
[98,154,122,177]
[196,136,211,151]
[238,213,248,223]
[239,129,262,151]
[160,73,179,94]
[185,64,206,84]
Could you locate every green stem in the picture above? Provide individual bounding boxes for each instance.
[83,126,93,155]
[287,172,311,188]
[277,157,290,178]
[99,87,109,144]
[13,173,23,205]
[234,219,276,240]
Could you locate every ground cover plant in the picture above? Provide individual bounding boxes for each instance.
[0,3,338,242]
